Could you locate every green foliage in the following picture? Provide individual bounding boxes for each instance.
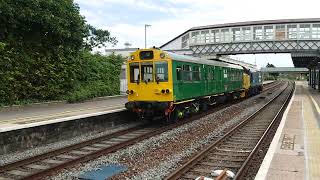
[66,52,124,103]
[0,0,120,105]
[266,63,279,79]
[84,25,118,51]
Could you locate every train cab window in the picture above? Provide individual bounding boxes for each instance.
[155,61,168,82]
[141,62,153,82]
[176,66,182,80]
[129,62,140,83]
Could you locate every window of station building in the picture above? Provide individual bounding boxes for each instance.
[181,34,190,48]
[299,24,311,39]
[129,62,140,83]
[232,28,241,42]
[155,61,168,82]
[212,29,220,43]
[141,62,153,82]
[275,25,285,40]
[191,31,200,44]
[193,66,201,81]
[253,26,263,40]
[242,27,251,41]
[287,24,297,39]
[221,29,230,42]
[264,26,274,40]
[200,30,209,43]
[312,24,320,39]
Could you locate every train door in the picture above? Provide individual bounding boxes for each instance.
[204,65,209,95]
[218,67,223,92]
[211,66,216,93]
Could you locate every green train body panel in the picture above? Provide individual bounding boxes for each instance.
[171,59,243,102]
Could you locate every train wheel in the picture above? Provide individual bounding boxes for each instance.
[170,106,184,123]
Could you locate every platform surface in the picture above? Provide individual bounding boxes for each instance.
[255,81,320,180]
[0,95,127,132]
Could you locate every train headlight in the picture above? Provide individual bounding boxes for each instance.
[165,89,170,93]
[126,90,134,94]
[161,89,165,94]
[160,53,165,59]
[130,55,135,60]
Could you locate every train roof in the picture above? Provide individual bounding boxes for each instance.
[165,51,243,70]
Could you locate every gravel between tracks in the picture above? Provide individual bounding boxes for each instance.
[0,122,142,166]
[50,83,286,180]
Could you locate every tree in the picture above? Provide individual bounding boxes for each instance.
[0,0,119,104]
[266,63,279,80]
[84,25,118,51]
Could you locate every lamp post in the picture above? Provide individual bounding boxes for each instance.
[145,24,151,48]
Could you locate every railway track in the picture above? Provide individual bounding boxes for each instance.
[165,81,294,180]
[0,81,283,180]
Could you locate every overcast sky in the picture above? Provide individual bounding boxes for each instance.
[75,0,320,68]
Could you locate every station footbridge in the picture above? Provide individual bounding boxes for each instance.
[160,18,320,91]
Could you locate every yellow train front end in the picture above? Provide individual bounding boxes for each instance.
[125,48,174,119]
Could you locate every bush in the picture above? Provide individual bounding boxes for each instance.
[66,51,124,103]
[0,0,119,106]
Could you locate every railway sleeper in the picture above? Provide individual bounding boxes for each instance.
[211,151,249,157]
[199,161,242,168]
[191,167,212,174]
[223,142,256,147]
[235,132,262,136]
[207,156,246,162]
[218,144,253,151]
[238,129,265,133]
[229,136,260,141]
[182,173,203,180]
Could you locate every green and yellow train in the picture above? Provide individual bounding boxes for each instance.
[125,48,262,121]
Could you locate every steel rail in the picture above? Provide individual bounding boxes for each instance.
[165,81,293,180]
[234,82,295,179]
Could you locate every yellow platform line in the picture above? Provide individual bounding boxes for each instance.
[0,104,124,124]
[303,87,320,179]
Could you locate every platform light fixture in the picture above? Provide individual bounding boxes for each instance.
[145,24,151,48]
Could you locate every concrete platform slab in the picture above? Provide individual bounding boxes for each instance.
[0,95,127,132]
[255,81,320,180]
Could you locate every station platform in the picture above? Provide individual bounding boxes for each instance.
[0,95,127,132]
[255,81,320,180]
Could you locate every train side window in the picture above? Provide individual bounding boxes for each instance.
[193,66,200,81]
[223,69,228,78]
[129,62,140,83]
[182,65,192,81]
[176,66,182,80]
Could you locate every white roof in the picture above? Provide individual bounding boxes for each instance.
[165,51,243,70]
